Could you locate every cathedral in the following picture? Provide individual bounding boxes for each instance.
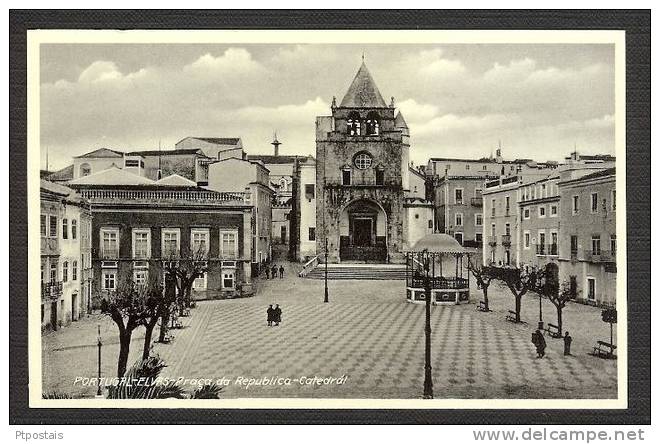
[313,61,432,263]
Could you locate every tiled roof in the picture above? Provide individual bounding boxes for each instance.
[47,164,74,181]
[339,62,388,108]
[155,174,198,187]
[74,148,124,159]
[193,137,241,145]
[574,167,616,181]
[40,179,74,196]
[127,148,206,157]
[68,165,156,186]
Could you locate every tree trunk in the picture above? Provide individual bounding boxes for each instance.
[158,312,170,342]
[556,305,563,336]
[483,286,489,311]
[515,294,522,323]
[117,330,132,378]
[142,319,157,360]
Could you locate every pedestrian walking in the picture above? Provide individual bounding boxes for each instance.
[265,267,270,279]
[273,304,282,326]
[533,329,547,358]
[563,331,572,356]
[272,265,278,280]
[279,265,284,279]
[266,304,274,326]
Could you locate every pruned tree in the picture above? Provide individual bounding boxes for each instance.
[139,281,168,361]
[104,281,157,377]
[545,280,575,337]
[490,265,545,323]
[162,246,208,318]
[467,256,496,311]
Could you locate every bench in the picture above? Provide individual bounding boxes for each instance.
[505,310,518,323]
[476,300,491,312]
[593,340,617,359]
[545,323,562,338]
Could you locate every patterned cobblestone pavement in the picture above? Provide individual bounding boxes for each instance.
[42,268,617,399]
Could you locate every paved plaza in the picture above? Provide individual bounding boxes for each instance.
[42,265,618,399]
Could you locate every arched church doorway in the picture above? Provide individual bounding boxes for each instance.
[339,199,387,262]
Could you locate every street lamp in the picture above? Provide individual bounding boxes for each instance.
[96,324,102,397]
[422,250,433,399]
[324,238,329,303]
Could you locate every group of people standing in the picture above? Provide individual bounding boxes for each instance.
[267,304,282,327]
[264,264,285,279]
[531,329,572,358]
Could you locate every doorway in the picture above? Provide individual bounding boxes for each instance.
[72,293,78,321]
[50,301,58,331]
[352,217,373,246]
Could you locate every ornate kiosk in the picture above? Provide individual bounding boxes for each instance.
[405,234,471,305]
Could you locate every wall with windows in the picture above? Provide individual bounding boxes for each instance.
[292,158,317,261]
[40,183,90,332]
[91,207,252,303]
[432,176,492,248]
[557,169,616,306]
[482,179,520,266]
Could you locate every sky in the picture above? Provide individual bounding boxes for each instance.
[40,43,615,170]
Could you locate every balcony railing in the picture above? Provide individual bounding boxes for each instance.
[79,189,250,204]
[536,244,546,255]
[488,236,497,247]
[585,250,615,262]
[326,179,397,188]
[408,275,469,290]
[501,234,511,247]
[470,197,483,207]
[101,247,119,259]
[42,281,63,301]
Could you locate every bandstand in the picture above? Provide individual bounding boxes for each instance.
[405,234,471,305]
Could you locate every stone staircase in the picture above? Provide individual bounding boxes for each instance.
[304,263,407,280]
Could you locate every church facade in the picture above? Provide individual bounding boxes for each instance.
[314,61,432,263]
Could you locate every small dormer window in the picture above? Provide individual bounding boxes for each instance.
[80,163,91,177]
[280,178,287,192]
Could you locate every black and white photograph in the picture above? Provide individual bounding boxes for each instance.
[17,20,645,415]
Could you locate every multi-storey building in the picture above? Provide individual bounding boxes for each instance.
[557,167,617,306]
[40,180,91,332]
[430,174,497,247]
[426,149,560,179]
[246,137,307,246]
[482,175,521,266]
[68,167,255,302]
[518,174,561,268]
[206,155,273,268]
[290,156,318,261]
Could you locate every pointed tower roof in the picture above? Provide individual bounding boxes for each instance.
[339,62,387,108]
[394,111,408,129]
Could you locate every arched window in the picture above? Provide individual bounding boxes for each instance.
[347,112,361,136]
[279,178,287,192]
[80,163,91,177]
[365,112,380,135]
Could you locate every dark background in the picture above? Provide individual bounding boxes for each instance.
[9,9,651,425]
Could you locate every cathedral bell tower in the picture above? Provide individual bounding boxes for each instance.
[315,60,411,263]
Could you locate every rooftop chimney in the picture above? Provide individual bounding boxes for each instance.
[271,132,281,156]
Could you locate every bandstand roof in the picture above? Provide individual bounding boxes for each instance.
[410,233,466,254]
